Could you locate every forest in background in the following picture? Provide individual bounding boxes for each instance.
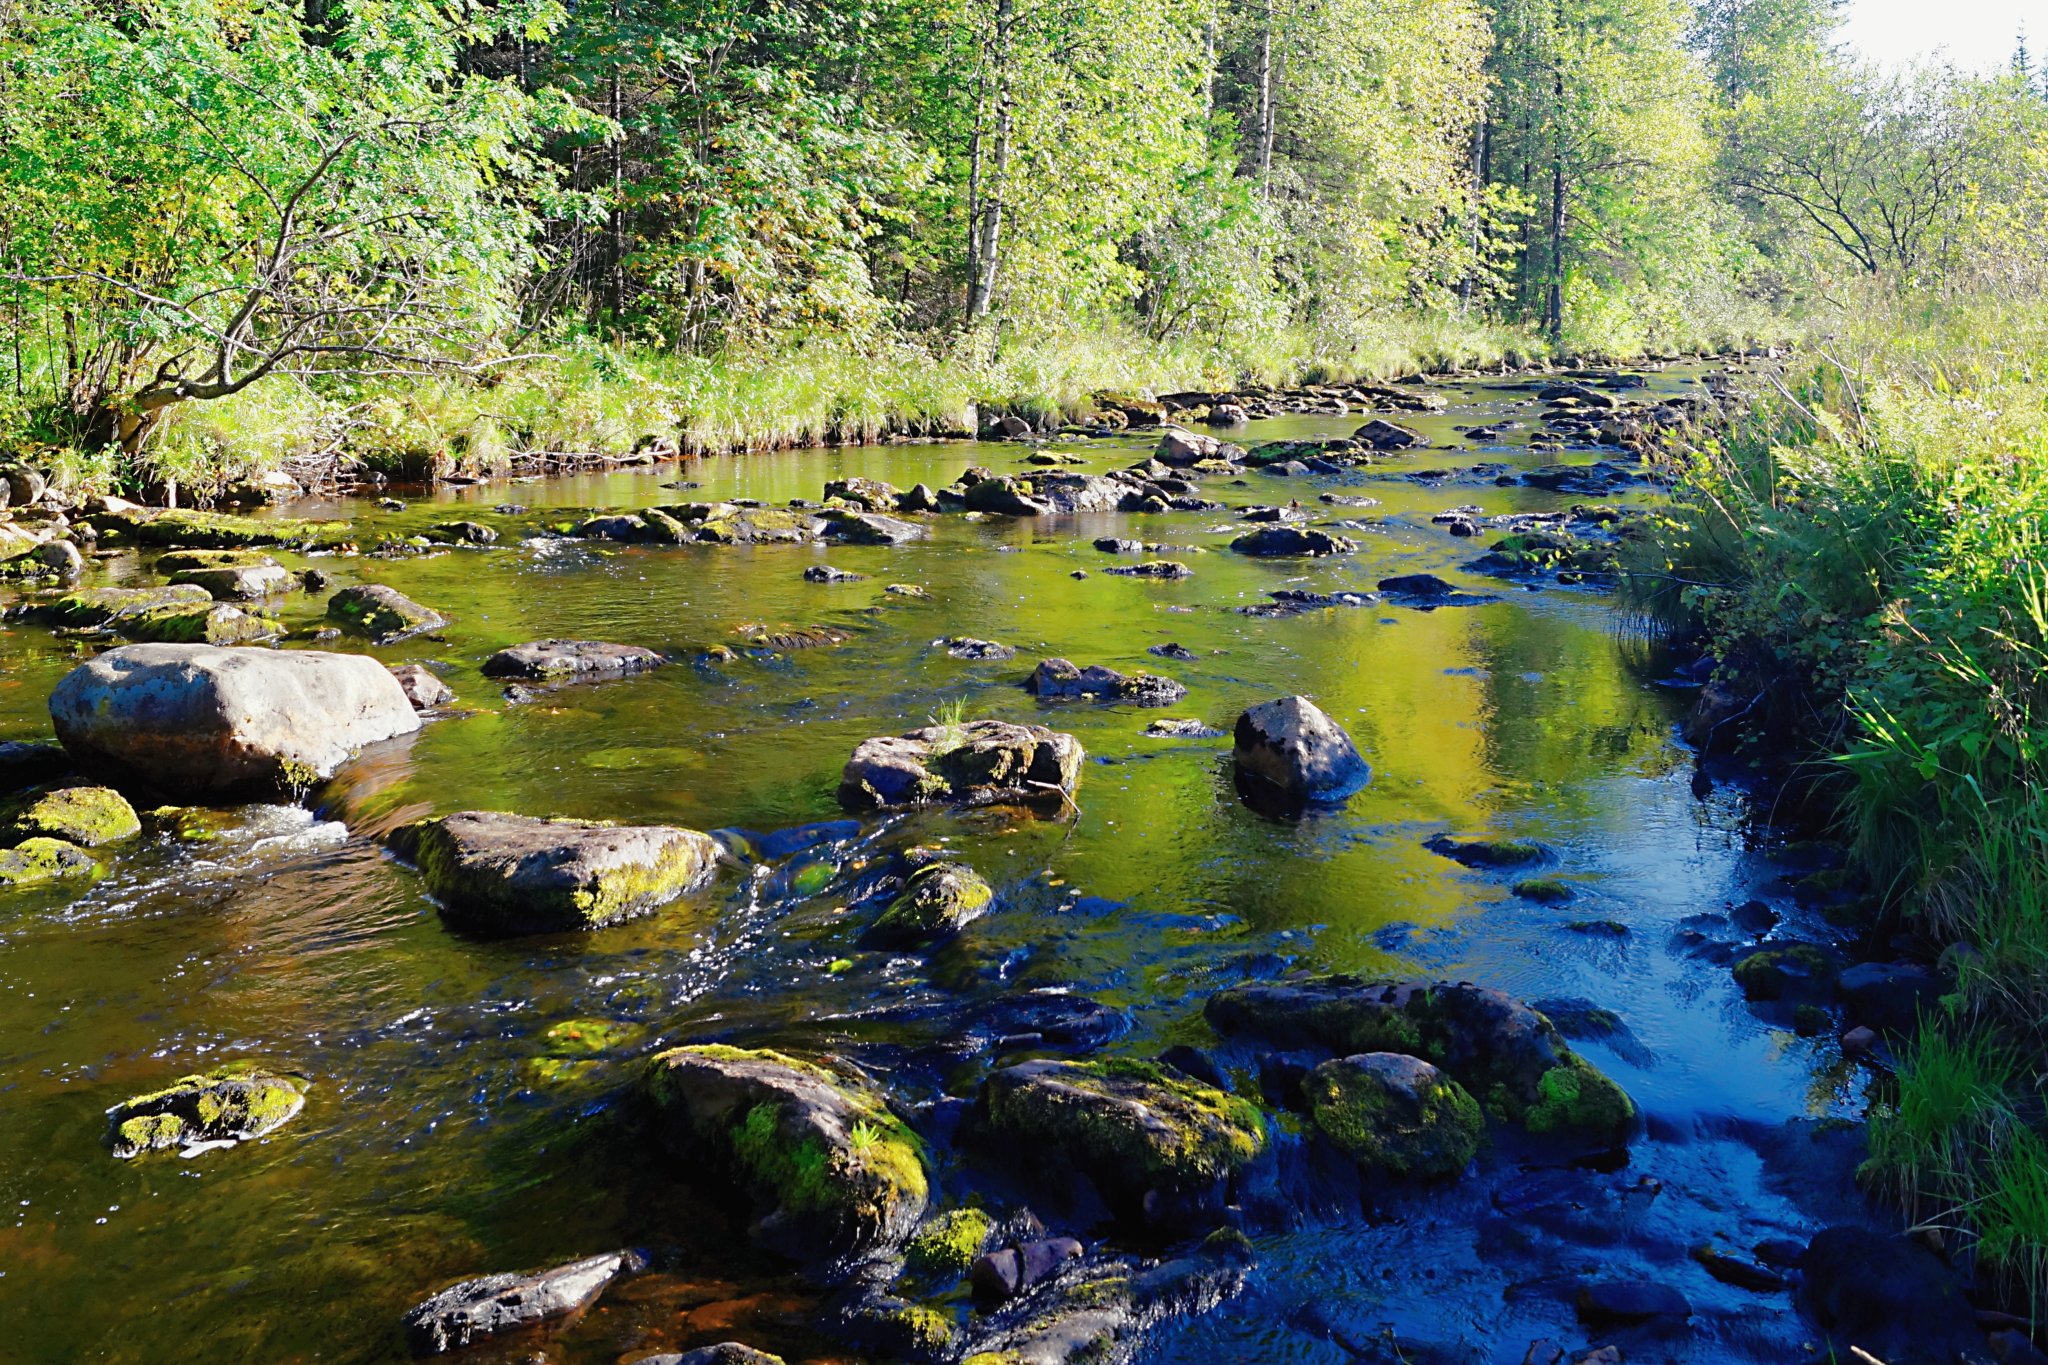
[0,0,2044,494]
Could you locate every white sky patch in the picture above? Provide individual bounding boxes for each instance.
[1838,0,2045,72]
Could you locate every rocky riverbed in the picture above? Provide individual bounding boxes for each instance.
[0,360,1988,1365]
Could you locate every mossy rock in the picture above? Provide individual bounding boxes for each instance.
[1731,943,1840,1002]
[1425,833,1548,868]
[904,1206,995,1279]
[325,583,447,642]
[642,1044,929,1268]
[863,862,993,948]
[106,1064,307,1157]
[977,1058,1266,1203]
[89,507,348,549]
[154,549,279,574]
[0,836,101,888]
[1512,877,1574,903]
[119,601,282,644]
[15,583,214,629]
[1305,1052,1482,1178]
[1206,976,1635,1147]
[1521,1051,1635,1146]
[391,810,721,934]
[6,785,139,847]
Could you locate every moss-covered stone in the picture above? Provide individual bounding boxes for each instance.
[1425,833,1547,868]
[105,1064,307,1157]
[1521,1051,1636,1146]
[977,1057,1266,1200]
[393,810,721,934]
[1731,943,1840,1002]
[88,507,349,549]
[642,1044,929,1267]
[864,862,993,947]
[0,836,102,888]
[154,549,279,574]
[325,583,447,641]
[1305,1052,1482,1178]
[15,583,214,629]
[904,1206,995,1278]
[1512,877,1574,903]
[6,785,140,847]
[119,600,282,644]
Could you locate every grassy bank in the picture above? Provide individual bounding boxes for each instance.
[1629,291,2048,1312]
[2,308,1777,502]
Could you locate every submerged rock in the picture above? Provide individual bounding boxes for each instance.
[839,720,1083,811]
[1027,658,1186,706]
[0,740,70,793]
[49,644,421,796]
[1305,1052,1481,1179]
[106,1065,307,1158]
[1233,696,1369,807]
[1229,526,1356,557]
[0,836,101,888]
[642,1045,929,1268]
[863,862,994,948]
[974,1058,1266,1215]
[391,810,720,934]
[1104,560,1193,579]
[1731,942,1840,1002]
[805,565,866,583]
[5,785,139,846]
[821,509,926,545]
[401,1249,646,1355]
[1146,718,1224,739]
[1425,833,1547,868]
[1206,976,1635,1149]
[480,639,667,682]
[425,520,497,546]
[325,583,447,641]
[958,1236,1250,1365]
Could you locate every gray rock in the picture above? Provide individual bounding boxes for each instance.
[839,720,1083,811]
[1576,1279,1690,1325]
[36,539,84,577]
[821,509,926,545]
[1354,418,1427,449]
[168,563,293,600]
[49,644,420,795]
[480,639,667,682]
[632,1346,786,1365]
[390,810,721,934]
[387,663,454,710]
[945,637,1016,660]
[1028,658,1186,706]
[804,565,865,583]
[402,1250,646,1355]
[1233,695,1369,806]
[1230,526,1356,557]
[425,520,497,545]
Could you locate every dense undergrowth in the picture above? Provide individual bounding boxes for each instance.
[7,314,1593,500]
[1630,290,2048,1312]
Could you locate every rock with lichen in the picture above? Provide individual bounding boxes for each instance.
[1304,1052,1481,1178]
[641,1044,929,1271]
[0,836,101,888]
[863,863,994,948]
[839,720,1083,812]
[105,1065,308,1157]
[1206,976,1635,1150]
[5,785,139,846]
[389,810,720,934]
[325,583,447,641]
[904,1207,997,1280]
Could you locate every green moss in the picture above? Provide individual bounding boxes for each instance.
[120,601,281,644]
[1732,943,1839,1000]
[117,1113,187,1153]
[904,1206,994,1278]
[1428,835,1546,868]
[984,1057,1267,1188]
[91,507,349,549]
[867,862,994,946]
[889,1305,955,1354]
[1512,877,1574,903]
[1305,1056,1482,1178]
[1523,1052,1635,1143]
[541,1018,638,1054]
[0,836,102,888]
[7,786,140,847]
[107,1065,307,1157]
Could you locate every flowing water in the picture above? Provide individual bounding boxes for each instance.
[0,369,1875,1363]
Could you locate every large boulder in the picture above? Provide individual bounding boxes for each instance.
[49,644,421,796]
[1027,658,1186,706]
[480,639,668,682]
[839,720,1083,811]
[1233,696,1370,807]
[325,584,446,642]
[642,1045,929,1269]
[1206,976,1635,1148]
[862,862,994,948]
[974,1059,1265,1219]
[1304,1053,1481,1178]
[391,810,720,934]
[105,1065,307,1158]
[402,1250,646,1356]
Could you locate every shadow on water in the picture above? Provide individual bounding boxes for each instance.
[0,366,1878,1362]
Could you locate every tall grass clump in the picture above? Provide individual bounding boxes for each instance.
[1630,286,2048,1312]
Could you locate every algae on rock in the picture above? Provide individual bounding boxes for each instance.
[106,1065,308,1157]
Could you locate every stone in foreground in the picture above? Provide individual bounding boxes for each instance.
[839,719,1083,811]
[392,810,720,934]
[480,639,667,681]
[1206,976,1635,1149]
[1305,1052,1481,1178]
[1233,695,1370,807]
[106,1065,307,1158]
[975,1058,1265,1217]
[642,1044,928,1269]
[49,644,422,796]
[402,1250,645,1355]
[862,862,994,947]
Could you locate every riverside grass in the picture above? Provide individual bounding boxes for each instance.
[1630,289,2048,1312]
[10,314,1561,498]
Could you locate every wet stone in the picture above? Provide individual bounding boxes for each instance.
[481,639,668,682]
[326,583,447,641]
[944,636,1015,660]
[1027,658,1186,705]
[401,1250,646,1355]
[106,1066,308,1158]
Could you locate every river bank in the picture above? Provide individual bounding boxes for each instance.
[0,360,1995,1365]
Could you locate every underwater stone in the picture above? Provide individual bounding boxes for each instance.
[480,639,668,681]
